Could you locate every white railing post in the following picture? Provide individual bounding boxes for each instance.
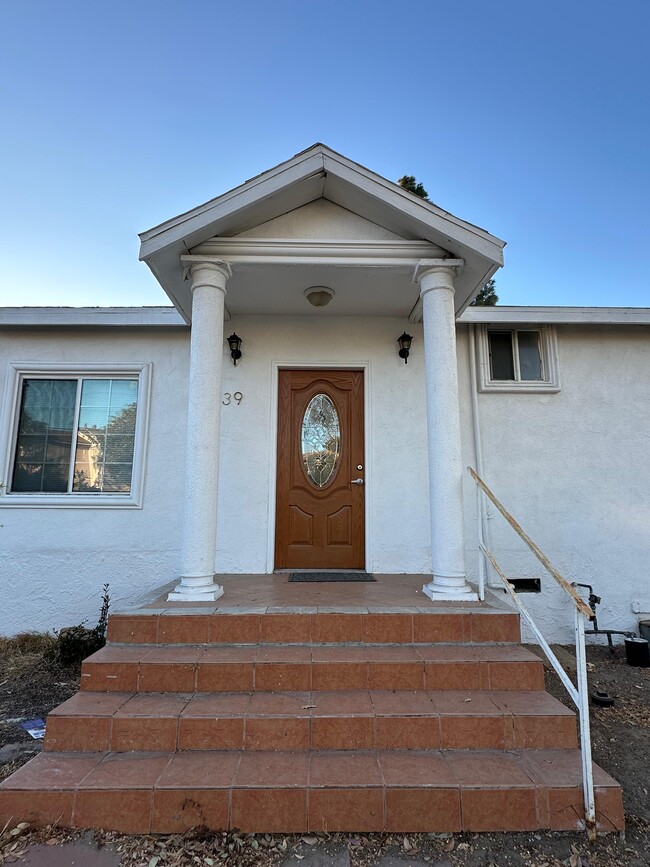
[469,467,600,840]
[476,481,486,600]
[575,605,597,841]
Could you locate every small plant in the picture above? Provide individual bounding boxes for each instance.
[55,583,110,667]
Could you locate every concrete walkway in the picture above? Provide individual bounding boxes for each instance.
[20,840,455,867]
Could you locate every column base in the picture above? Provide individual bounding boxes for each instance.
[167,575,224,603]
[422,580,478,603]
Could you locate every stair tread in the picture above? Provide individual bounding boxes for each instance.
[1,747,621,791]
[80,643,545,694]
[86,643,541,663]
[51,688,575,719]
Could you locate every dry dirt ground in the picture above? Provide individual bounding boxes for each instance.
[0,637,648,867]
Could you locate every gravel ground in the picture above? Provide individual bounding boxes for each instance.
[0,638,648,867]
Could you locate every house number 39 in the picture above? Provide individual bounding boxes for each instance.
[223,392,243,405]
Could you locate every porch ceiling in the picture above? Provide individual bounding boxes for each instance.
[214,260,423,320]
[139,144,506,324]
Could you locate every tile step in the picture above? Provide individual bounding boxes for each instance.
[0,748,624,834]
[107,610,521,645]
[81,644,545,693]
[44,689,578,752]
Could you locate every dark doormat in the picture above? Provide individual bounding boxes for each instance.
[288,572,376,582]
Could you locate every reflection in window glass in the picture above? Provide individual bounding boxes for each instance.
[73,379,138,493]
[12,379,77,492]
[518,331,543,380]
[10,376,139,495]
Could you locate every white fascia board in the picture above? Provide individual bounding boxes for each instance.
[458,306,650,325]
[321,151,506,265]
[138,150,327,259]
[0,307,187,327]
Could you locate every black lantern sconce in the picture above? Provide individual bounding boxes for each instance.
[227,333,242,366]
[397,332,413,364]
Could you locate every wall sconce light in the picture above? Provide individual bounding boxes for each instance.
[227,333,242,366]
[397,332,413,364]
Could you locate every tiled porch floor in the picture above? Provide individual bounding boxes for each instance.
[126,574,506,615]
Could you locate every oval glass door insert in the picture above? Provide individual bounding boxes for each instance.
[301,394,341,487]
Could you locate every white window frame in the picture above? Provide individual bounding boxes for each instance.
[476,324,560,393]
[0,362,152,508]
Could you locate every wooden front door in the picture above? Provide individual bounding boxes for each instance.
[275,369,365,569]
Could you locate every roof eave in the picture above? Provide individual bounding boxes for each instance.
[139,144,506,320]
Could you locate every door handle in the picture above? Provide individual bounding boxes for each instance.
[351,478,364,485]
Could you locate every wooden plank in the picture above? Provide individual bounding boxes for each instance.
[469,467,594,619]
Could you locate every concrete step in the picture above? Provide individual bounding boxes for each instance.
[80,644,545,694]
[44,689,578,753]
[0,748,624,834]
[107,610,521,645]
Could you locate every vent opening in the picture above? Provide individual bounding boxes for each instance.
[509,578,541,593]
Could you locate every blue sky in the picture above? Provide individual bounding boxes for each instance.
[1,0,649,308]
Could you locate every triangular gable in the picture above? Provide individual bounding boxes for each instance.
[232,200,410,242]
[139,144,505,321]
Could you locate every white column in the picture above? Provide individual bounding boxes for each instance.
[168,260,232,602]
[415,259,477,601]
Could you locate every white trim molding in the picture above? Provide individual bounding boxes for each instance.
[0,362,152,509]
[460,306,650,326]
[476,324,560,393]
[186,239,445,267]
[0,307,185,327]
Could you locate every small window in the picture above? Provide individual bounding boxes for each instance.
[477,325,560,393]
[488,330,543,382]
[1,364,150,508]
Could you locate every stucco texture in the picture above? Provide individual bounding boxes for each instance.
[457,324,650,643]
[0,329,189,635]
[0,320,648,643]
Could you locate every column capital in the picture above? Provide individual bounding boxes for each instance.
[413,258,464,296]
[180,257,232,293]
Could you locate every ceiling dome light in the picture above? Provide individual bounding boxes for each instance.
[304,286,335,308]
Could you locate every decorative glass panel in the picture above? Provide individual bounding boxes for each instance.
[12,379,77,493]
[73,379,138,493]
[301,394,341,488]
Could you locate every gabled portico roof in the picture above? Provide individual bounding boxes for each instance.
[139,144,506,322]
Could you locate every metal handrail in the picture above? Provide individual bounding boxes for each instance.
[468,466,598,841]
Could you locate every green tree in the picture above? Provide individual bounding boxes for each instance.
[398,175,430,202]
[399,174,498,306]
[470,277,498,306]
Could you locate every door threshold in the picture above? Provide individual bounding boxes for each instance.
[275,568,368,574]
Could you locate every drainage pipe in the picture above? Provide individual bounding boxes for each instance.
[468,324,497,590]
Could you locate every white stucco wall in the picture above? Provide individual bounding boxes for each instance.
[217,315,429,575]
[0,319,648,643]
[456,324,650,644]
[0,329,190,635]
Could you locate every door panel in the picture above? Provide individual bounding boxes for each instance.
[275,369,365,569]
